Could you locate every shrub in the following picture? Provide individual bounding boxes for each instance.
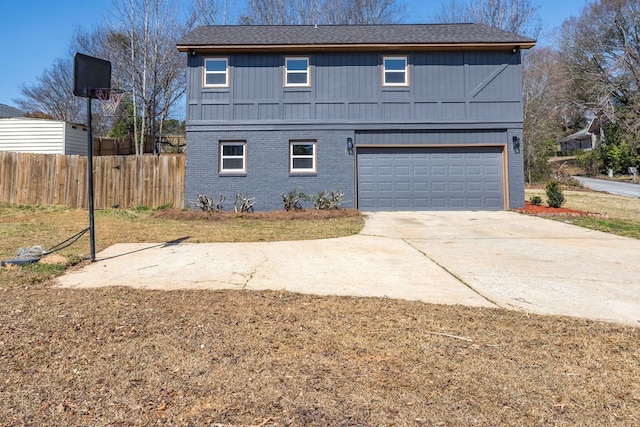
[194,194,224,212]
[529,195,543,206]
[576,150,601,177]
[282,188,308,211]
[233,193,255,213]
[312,190,344,210]
[545,180,565,208]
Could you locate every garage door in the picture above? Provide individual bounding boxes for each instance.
[357,146,504,211]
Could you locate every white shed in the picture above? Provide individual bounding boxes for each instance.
[0,118,88,156]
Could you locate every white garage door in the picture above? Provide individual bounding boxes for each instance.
[357,146,504,211]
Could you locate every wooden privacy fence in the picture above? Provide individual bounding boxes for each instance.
[93,135,186,155]
[0,151,185,209]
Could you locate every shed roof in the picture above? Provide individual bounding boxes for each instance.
[0,103,24,118]
[177,23,536,52]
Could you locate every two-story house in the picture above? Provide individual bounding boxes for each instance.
[177,24,535,211]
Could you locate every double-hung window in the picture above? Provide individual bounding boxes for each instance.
[284,57,310,87]
[290,141,316,173]
[383,56,408,86]
[220,141,246,174]
[204,57,229,87]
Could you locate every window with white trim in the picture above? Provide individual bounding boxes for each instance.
[284,57,310,87]
[204,57,229,87]
[383,56,408,86]
[220,141,246,173]
[290,141,316,173]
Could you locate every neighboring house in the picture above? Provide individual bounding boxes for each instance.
[558,110,613,153]
[558,127,593,153]
[177,24,535,211]
[0,118,88,155]
[0,103,24,118]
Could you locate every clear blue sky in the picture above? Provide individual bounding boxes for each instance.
[0,0,589,109]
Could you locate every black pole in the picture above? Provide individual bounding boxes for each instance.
[87,97,96,261]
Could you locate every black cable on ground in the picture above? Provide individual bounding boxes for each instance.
[1,227,91,267]
[47,227,91,254]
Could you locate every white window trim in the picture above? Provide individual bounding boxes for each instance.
[382,56,409,87]
[219,141,246,174]
[289,141,316,173]
[204,57,229,88]
[284,56,311,87]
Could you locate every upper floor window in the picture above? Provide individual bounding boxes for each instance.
[383,56,408,86]
[220,141,246,173]
[204,57,229,87]
[290,141,316,173]
[284,56,310,87]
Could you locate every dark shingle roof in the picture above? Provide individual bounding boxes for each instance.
[177,24,536,52]
[0,103,24,118]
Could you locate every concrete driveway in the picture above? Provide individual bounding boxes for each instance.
[57,211,640,326]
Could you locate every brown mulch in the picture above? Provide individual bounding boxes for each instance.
[516,201,606,218]
[153,208,362,221]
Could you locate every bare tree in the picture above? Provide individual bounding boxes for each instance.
[324,0,405,24]
[522,47,581,182]
[433,0,467,23]
[434,0,542,38]
[243,0,320,24]
[559,0,640,138]
[109,0,188,155]
[242,0,404,25]
[190,0,236,25]
[15,58,85,123]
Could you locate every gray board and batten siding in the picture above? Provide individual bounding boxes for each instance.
[178,24,535,211]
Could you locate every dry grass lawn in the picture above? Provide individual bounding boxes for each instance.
[1,202,639,426]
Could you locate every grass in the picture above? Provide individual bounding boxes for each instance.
[525,188,640,239]
[1,200,639,425]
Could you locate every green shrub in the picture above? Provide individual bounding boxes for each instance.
[575,150,601,177]
[545,180,565,208]
[529,195,543,206]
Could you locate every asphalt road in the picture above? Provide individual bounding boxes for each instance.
[573,176,640,198]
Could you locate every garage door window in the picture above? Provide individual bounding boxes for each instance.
[290,141,316,173]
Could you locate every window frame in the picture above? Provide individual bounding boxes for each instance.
[289,140,317,174]
[382,56,409,87]
[284,56,311,87]
[219,141,246,174]
[203,57,230,88]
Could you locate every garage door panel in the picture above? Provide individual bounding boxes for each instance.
[396,166,411,175]
[396,181,411,191]
[357,146,504,211]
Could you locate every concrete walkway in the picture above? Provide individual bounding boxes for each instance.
[57,211,640,326]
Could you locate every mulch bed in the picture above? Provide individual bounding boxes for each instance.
[515,202,606,218]
[152,208,362,221]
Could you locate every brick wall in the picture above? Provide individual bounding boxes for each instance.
[185,129,356,211]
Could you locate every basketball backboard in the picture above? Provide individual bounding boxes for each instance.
[73,53,111,99]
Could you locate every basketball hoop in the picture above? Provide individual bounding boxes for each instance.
[95,88,125,117]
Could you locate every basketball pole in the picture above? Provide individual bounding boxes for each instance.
[87,96,96,262]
